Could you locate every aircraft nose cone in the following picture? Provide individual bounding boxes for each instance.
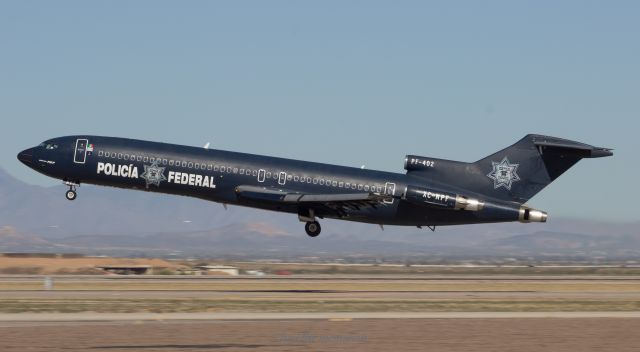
[17,147,35,166]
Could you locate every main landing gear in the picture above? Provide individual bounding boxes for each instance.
[300,209,321,237]
[304,221,321,237]
[64,181,79,201]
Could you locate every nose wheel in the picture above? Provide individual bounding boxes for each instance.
[305,221,321,237]
[64,182,79,201]
[65,190,77,201]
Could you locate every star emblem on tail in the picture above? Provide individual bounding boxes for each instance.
[487,157,520,190]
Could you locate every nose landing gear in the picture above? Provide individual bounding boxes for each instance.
[64,181,79,201]
[304,221,321,237]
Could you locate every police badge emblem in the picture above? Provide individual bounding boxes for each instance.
[487,157,520,190]
[140,160,167,188]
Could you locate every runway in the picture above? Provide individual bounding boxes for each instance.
[2,311,640,322]
[2,317,640,352]
[1,274,639,351]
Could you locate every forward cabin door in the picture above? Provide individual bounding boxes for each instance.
[74,139,88,164]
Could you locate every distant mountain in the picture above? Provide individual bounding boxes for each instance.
[0,167,638,259]
[0,226,52,251]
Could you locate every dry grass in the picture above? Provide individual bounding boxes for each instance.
[2,279,640,292]
[1,298,639,313]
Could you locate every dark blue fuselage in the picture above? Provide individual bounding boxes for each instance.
[19,134,581,234]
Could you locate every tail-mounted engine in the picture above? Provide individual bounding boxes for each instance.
[402,185,484,211]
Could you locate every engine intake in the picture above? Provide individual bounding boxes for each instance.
[404,155,437,172]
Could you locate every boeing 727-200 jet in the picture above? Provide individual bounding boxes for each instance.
[17,134,612,237]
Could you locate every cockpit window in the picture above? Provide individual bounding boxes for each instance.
[40,142,58,150]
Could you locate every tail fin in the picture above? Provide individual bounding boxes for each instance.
[406,134,612,204]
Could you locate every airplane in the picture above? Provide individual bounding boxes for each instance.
[17,134,612,237]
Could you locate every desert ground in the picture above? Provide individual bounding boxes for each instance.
[1,261,640,351]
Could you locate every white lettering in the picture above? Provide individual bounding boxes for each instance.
[165,171,216,189]
[97,162,139,179]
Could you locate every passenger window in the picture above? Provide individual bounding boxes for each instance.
[227,167,232,173]
[137,156,142,162]
[332,181,337,187]
[351,183,357,190]
[98,151,104,157]
[181,161,187,167]
[320,179,325,185]
[313,179,318,184]
[150,157,155,163]
[163,159,167,165]
[118,153,123,159]
[345,183,350,188]
[294,176,299,182]
[208,164,212,171]
[214,165,219,171]
[377,186,382,192]
[266,172,272,178]
[306,177,311,183]
[364,185,370,191]
[194,163,199,169]
[233,168,238,174]
[287,174,292,181]
[339,182,344,188]
[143,156,148,162]
[220,166,226,172]
[186,162,192,168]
[252,170,258,176]
[124,155,129,160]
[169,160,174,166]
[358,184,363,190]
[239,169,245,175]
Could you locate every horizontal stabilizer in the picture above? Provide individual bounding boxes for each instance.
[531,135,613,158]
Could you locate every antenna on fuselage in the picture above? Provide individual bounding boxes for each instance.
[203,142,210,149]
[360,165,366,169]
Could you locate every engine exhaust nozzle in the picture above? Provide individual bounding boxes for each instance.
[518,207,548,223]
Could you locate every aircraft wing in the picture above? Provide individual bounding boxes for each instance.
[235,185,390,216]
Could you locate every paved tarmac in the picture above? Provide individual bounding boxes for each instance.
[1,317,640,352]
[1,274,639,351]
[2,311,640,323]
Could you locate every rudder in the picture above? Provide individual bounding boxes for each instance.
[472,134,612,203]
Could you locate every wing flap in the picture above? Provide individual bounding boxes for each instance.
[235,185,389,216]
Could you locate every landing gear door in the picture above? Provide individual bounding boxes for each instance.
[74,139,88,164]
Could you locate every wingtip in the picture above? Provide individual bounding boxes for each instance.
[592,148,614,158]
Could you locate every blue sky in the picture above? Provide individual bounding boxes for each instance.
[0,1,637,221]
